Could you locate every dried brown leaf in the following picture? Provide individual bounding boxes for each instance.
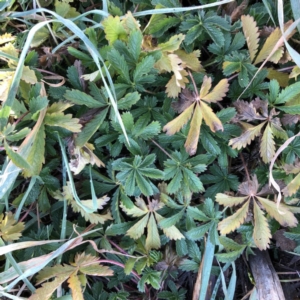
[238,175,259,196]
[172,88,196,113]
[231,0,248,22]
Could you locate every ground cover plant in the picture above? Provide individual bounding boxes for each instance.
[1,0,300,299]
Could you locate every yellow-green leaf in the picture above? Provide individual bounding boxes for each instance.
[102,15,127,45]
[158,34,185,52]
[253,200,271,250]
[229,121,266,150]
[267,68,289,87]
[30,27,50,48]
[216,193,248,207]
[163,103,195,135]
[68,273,84,300]
[256,196,298,227]
[21,66,37,85]
[200,100,223,132]
[260,123,275,163]
[282,172,300,197]
[0,212,24,242]
[185,103,202,155]
[44,112,82,132]
[201,79,229,103]
[23,123,45,177]
[29,275,70,300]
[218,201,249,235]
[146,213,160,250]
[0,33,15,45]
[155,212,184,240]
[127,214,149,240]
[241,15,259,62]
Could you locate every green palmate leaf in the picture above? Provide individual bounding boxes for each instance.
[283,172,300,197]
[219,236,245,251]
[229,122,266,150]
[146,213,161,250]
[256,196,297,227]
[277,105,300,115]
[241,15,259,62]
[260,123,275,163]
[118,92,140,110]
[44,112,82,132]
[253,200,272,250]
[215,249,245,263]
[186,221,212,240]
[275,81,300,104]
[133,55,155,83]
[29,96,49,117]
[127,214,149,240]
[4,141,32,175]
[185,104,202,155]
[158,209,185,228]
[218,201,249,235]
[216,193,248,207]
[75,108,109,147]
[187,206,210,222]
[128,30,142,62]
[64,90,104,108]
[164,103,194,135]
[124,257,137,276]
[107,48,131,83]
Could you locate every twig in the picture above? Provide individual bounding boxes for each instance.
[239,152,250,182]
[151,139,174,160]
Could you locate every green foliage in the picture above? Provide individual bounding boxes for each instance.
[1,2,300,299]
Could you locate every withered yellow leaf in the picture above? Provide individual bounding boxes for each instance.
[201,78,229,103]
[21,66,38,85]
[267,68,289,87]
[67,273,84,300]
[282,172,300,197]
[256,196,298,227]
[253,200,271,250]
[290,66,300,80]
[200,100,223,132]
[168,54,184,86]
[0,33,15,45]
[218,201,249,235]
[185,104,202,155]
[175,49,204,72]
[254,28,283,65]
[163,103,195,135]
[154,52,172,73]
[145,213,160,250]
[241,15,259,62]
[216,193,248,207]
[126,214,149,239]
[199,75,212,99]
[229,121,266,150]
[260,123,275,163]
